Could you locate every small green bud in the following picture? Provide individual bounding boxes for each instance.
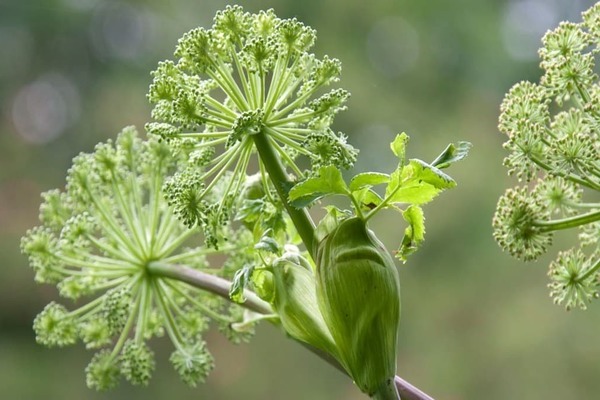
[120,340,155,386]
[33,302,78,347]
[85,350,120,391]
[79,318,111,349]
[315,217,400,396]
[102,288,132,335]
[548,248,599,310]
[170,341,215,387]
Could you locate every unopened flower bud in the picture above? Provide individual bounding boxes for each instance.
[315,217,401,396]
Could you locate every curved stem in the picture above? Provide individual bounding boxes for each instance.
[529,154,600,191]
[535,209,600,232]
[147,261,272,315]
[579,257,600,281]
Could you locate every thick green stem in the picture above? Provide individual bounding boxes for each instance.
[535,209,600,232]
[251,130,316,256]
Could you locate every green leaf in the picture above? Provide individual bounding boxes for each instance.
[385,166,441,205]
[387,181,441,205]
[352,187,384,212]
[407,159,456,190]
[430,141,472,169]
[397,205,425,262]
[254,229,281,255]
[349,172,390,191]
[236,199,264,223]
[390,133,409,165]
[250,269,275,303]
[230,264,255,303]
[314,206,348,244]
[286,191,325,209]
[288,165,350,208]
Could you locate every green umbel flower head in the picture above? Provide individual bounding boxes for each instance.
[548,248,600,311]
[494,3,600,309]
[22,127,254,389]
[146,5,357,227]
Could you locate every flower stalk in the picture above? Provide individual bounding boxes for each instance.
[535,209,600,232]
[147,261,272,315]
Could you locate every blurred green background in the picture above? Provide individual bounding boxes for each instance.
[2,0,599,399]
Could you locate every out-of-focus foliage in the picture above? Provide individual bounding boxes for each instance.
[2,0,600,399]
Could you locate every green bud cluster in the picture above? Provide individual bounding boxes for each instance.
[146,5,357,220]
[22,127,255,390]
[494,3,600,310]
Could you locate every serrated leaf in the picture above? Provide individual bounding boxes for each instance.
[387,182,441,205]
[349,172,390,191]
[407,159,456,190]
[390,133,409,165]
[384,166,439,205]
[383,158,456,206]
[385,167,402,196]
[396,205,425,262]
[288,165,350,208]
[430,141,472,169]
[230,264,255,303]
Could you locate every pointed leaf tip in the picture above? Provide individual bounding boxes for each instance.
[431,141,472,169]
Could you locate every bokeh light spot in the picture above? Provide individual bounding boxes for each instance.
[89,2,152,62]
[367,16,419,79]
[11,73,80,144]
[0,25,33,79]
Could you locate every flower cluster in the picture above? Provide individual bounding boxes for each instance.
[494,3,600,309]
[146,5,357,227]
[22,127,257,390]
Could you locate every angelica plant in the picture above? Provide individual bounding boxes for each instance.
[494,3,600,310]
[24,6,470,400]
